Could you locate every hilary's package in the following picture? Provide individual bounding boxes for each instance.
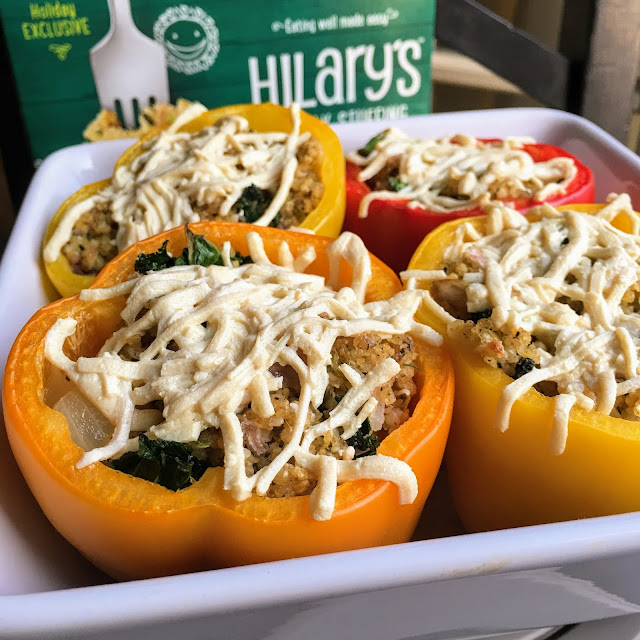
[0,0,435,164]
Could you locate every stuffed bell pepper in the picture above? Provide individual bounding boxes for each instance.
[43,102,346,297]
[6,223,453,580]
[403,193,640,531]
[345,129,594,272]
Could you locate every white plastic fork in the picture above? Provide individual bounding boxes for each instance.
[90,0,170,129]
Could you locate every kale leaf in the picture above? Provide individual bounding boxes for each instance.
[469,309,493,323]
[107,434,210,491]
[387,175,408,192]
[234,252,253,265]
[514,357,536,379]
[357,130,388,158]
[347,418,380,458]
[268,213,281,229]
[135,227,250,273]
[134,240,178,273]
[185,227,222,266]
[236,184,273,224]
[174,248,189,266]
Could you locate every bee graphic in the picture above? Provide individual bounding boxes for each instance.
[49,43,72,61]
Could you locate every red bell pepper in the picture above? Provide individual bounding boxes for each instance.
[344,140,595,273]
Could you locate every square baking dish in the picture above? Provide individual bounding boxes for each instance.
[3,108,640,640]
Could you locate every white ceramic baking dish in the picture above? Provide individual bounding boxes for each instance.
[3,109,640,640]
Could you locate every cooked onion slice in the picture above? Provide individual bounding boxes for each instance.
[54,390,114,452]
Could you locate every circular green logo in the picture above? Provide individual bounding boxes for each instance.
[154,5,220,75]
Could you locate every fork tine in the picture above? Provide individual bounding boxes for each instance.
[119,99,138,130]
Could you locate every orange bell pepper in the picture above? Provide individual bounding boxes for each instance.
[408,203,640,532]
[7,223,453,581]
[43,103,346,298]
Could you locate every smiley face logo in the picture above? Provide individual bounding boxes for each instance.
[165,20,208,62]
[154,5,220,75]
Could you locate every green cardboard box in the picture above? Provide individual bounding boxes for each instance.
[0,1,434,165]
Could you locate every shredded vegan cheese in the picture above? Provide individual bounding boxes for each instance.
[45,231,442,520]
[346,130,577,219]
[44,103,306,264]
[402,194,640,454]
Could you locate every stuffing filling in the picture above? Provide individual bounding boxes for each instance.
[185,137,324,233]
[430,252,544,383]
[125,331,419,500]
[61,202,119,276]
[83,98,202,142]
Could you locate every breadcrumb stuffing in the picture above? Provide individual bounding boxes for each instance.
[62,134,324,275]
[447,317,540,379]
[174,332,418,498]
[83,99,196,142]
[61,201,118,275]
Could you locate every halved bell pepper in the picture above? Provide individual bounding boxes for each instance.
[42,179,111,299]
[8,222,454,581]
[345,140,595,273]
[43,103,346,298]
[408,203,640,532]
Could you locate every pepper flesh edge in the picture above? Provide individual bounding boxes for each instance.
[43,103,346,298]
[7,222,453,580]
[344,142,595,273]
[408,204,640,532]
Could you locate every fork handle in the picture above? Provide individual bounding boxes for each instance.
[107,0,136,29]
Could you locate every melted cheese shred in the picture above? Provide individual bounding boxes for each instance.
[403,194,640,455]
[44,103,305,263]
[45,232,443,520]
[346,130,577,218]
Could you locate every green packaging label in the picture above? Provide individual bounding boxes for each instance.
[1,1,434,160]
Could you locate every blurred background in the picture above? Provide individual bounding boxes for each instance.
[1,0,639,244]
[434,0,567,113]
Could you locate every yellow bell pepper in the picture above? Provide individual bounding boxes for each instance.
[409,203,640,532]
[43,103,346,298]
[42,179,111,299]
[9,222,453,580]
